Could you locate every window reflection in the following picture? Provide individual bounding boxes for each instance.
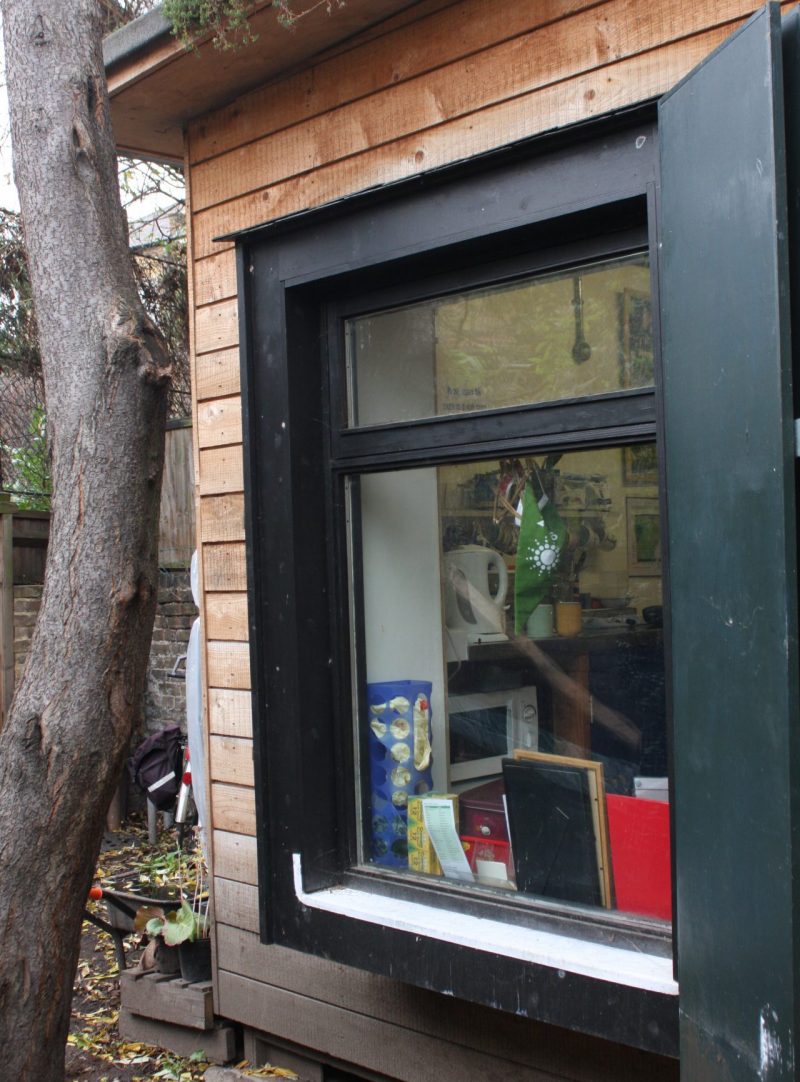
[355,446,669,921]
[348,253,653,426]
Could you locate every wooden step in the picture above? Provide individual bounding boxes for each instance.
[118,1009,237,1064]
[120,968,214,1030]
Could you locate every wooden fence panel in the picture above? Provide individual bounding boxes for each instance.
[160,423,196,569]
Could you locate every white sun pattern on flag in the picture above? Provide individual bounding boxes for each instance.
[522,517,561,573]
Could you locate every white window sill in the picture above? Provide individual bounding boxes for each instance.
[292,853,678,995]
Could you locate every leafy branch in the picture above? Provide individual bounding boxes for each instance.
[162,0,345,51]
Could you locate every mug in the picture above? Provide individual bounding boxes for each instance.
[526,604,554,639]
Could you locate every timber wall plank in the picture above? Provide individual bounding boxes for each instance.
[197,396,243,450]
[198,446,243,496]
[209,734,254,786]
[206,640,250,689]
[200,495,245,544]
[195,298,239,355]
[214,877,260,934]
[194,251,238,308]
[196,348,240,402]
[209,687,253,738]
[205,592,248,641]
[211,781,257,836]
[203,543,247,591]
[214,829,258,884]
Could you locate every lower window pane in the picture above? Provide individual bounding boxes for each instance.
[353,445,669,921]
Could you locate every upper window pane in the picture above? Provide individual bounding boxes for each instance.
[346,253,652,427]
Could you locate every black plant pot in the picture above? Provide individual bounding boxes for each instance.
[179,937,212,983]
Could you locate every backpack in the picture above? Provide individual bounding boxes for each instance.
[129,726,183,810]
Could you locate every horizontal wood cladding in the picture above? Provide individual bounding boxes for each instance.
[216,972,562,1082]
[213,829,258,883]
[196,348,240,402]
[198,447,243,496]
[211,781,257,835]
[195,298,238,355]
[194,251,238,308]
[205,592,248,641]
[209,687,253,738]
[189,0,595,165]
[197,396,243,450]
[214,877,260,934]
[191,0,764,218]
[203,543,247,591]
[200,495,245,544]
[190,0,617,212]
[209,734,254,786]
[215,966,677,1082]
[215,926,677,1081]
[189,24,733,264]
[206,640,251,689]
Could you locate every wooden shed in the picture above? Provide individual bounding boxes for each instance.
[105,4,800,1080]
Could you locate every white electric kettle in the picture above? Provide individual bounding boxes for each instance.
[443,545,509,638]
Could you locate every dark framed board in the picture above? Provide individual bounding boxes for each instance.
[505,750,613,908]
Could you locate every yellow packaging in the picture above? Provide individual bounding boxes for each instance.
[407,793,459,876]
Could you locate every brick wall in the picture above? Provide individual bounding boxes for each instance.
[13,573,196,736]
[144,568,198,735]
[13,584,43,683]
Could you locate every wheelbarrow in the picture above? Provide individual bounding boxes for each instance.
[84,886,182,971]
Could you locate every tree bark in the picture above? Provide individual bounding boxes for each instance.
[0,2,171,1078]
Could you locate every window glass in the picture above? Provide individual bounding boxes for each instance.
[352,444,669,920]
[346,253,652,427]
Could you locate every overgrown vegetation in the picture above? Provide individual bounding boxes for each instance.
[0,161,189,506]
[162,0,345,50]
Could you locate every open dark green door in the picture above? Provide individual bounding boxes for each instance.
[660,4,800,1078]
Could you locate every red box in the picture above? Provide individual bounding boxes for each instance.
[460,835,511,877]
[458,778,509,843]
[606,794,671,921]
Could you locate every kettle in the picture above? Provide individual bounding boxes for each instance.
[443,546,509,638]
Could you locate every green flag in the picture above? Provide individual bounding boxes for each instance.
[514,482,565,634]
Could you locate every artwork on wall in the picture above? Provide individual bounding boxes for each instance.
[626,497,661,576]
[618,287,653,388]
[622,443,658,485]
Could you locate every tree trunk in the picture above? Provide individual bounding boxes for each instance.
[0,2,171,1078]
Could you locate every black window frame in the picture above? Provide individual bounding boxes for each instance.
[235,109,680,1055]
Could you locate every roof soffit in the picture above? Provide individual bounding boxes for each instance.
[105,0,424,161]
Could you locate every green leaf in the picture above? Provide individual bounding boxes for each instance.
[163,900,196,946]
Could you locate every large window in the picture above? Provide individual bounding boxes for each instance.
[237,120,681,1053]
[344,252,669,922]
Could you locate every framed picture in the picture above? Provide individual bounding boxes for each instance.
[618,287,653,388]
[622,443,658,485]
[507,750,613,909]
[626,496,661,576]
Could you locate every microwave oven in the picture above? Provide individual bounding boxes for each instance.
[447,685,539,785]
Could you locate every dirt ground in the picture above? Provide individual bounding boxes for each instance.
[65,819,296,1082]
[65,822,212,1082]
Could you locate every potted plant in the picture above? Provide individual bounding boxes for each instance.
[135,844,211,981]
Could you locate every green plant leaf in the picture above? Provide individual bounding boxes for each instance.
[163,900,196,946]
